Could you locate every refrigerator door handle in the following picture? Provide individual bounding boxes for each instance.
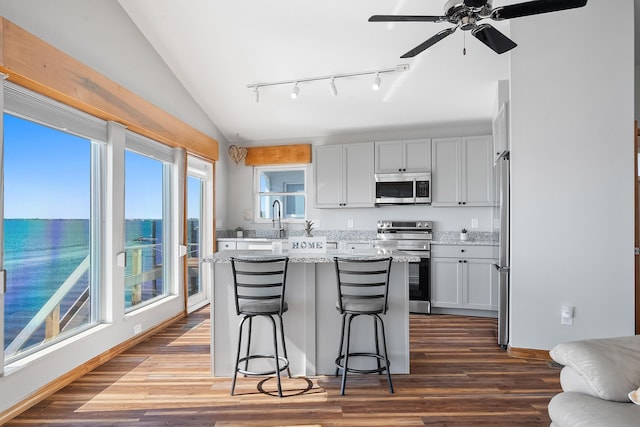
[493,264,510,272]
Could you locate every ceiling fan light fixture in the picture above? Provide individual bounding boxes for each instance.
[372,73,381,91]
[329,77,338,96]
[291,82,300,99]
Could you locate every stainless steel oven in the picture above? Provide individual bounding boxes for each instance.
[373,220,432,314]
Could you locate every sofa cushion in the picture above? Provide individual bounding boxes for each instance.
[548,392,640,427]
[559,366,598,396]
[550,335,640,402]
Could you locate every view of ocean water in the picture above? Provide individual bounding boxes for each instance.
[3,218,162,353]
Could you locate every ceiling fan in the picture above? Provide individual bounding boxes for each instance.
[369,0,588,57]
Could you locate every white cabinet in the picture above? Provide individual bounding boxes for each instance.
[430,245,498,311]
[217,240,237,251]
[374,139,431,173]
[431,136,494,206]
[217,240,274,251]
[314,142,375,208]
[236,241,273,250]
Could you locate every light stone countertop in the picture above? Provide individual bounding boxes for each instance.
[431,231,499,246]
[203,248,420,263]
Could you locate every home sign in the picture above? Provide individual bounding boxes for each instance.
[288,236,327,253]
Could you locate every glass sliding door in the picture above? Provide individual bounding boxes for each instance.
[186,156,212,311]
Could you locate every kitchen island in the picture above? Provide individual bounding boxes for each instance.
[203,249,419,377]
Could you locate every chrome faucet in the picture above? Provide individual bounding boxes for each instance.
[272,199,284,238]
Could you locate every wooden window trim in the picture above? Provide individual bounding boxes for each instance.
[0,17,218,161]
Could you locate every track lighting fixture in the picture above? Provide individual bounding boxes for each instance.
[372,73,381,91]
[247,64,409,101]
[329,77,338,96]
[253,87,260,103]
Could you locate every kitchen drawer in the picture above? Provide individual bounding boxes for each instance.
[217,241,237,250]
[236,241,273,250]
[431,244,497,259]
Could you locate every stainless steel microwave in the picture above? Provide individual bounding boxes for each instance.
[375,172,431,205]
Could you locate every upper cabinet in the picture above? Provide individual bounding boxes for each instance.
[374,139,431,173]
[314,142,375,208]
[431,136,494,207]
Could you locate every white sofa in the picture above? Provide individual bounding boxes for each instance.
[548,335,640,427]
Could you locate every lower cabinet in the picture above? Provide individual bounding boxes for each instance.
[431,245,498,311]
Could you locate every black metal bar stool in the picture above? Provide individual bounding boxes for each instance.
[333,256,394,395]
[230,256,291,397]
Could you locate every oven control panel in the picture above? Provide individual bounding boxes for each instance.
[377,220,432,230]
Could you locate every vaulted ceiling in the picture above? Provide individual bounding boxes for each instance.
[117,0,592,144]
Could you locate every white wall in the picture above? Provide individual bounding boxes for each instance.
[509,0,635,350]
[225,122,495,234]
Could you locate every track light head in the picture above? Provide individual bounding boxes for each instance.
[253,87,260,103]
[291,82,300,99]
[329,77,338,96]
[372,73,381,91]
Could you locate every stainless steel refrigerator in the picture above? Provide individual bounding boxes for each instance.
[494,150,510,348]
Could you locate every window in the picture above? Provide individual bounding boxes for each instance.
[124,132,175,311]
[3,98,105,362]
[254,166,307,223]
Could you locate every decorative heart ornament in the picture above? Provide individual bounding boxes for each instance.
[228,145,247,164]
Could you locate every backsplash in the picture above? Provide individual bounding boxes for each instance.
[217,229,376,242]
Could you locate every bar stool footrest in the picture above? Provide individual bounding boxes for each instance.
[335,352,390,374]
[237,354,289,376]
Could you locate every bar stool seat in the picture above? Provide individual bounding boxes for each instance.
[230,256,291,397]
[333,256,394,396]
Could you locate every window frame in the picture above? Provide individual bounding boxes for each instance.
[123,131,176,313]
[1,82,107,365]
[253,165,307,224]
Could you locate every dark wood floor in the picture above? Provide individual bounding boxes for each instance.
[7,306,561,426]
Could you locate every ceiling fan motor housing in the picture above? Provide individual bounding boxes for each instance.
[444,0,492,29]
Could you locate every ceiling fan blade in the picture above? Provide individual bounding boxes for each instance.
[368,15,443,22]
[491,0,587,20]
[471,24,517,54]
[400,27,457,58]
[464,0,489,7]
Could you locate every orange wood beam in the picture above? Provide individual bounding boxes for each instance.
[244,144,311,166]
[0,18,218,161]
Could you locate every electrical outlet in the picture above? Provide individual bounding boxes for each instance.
[347,219,354,228]
[134,324,142,335]
[471,218,479,229]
